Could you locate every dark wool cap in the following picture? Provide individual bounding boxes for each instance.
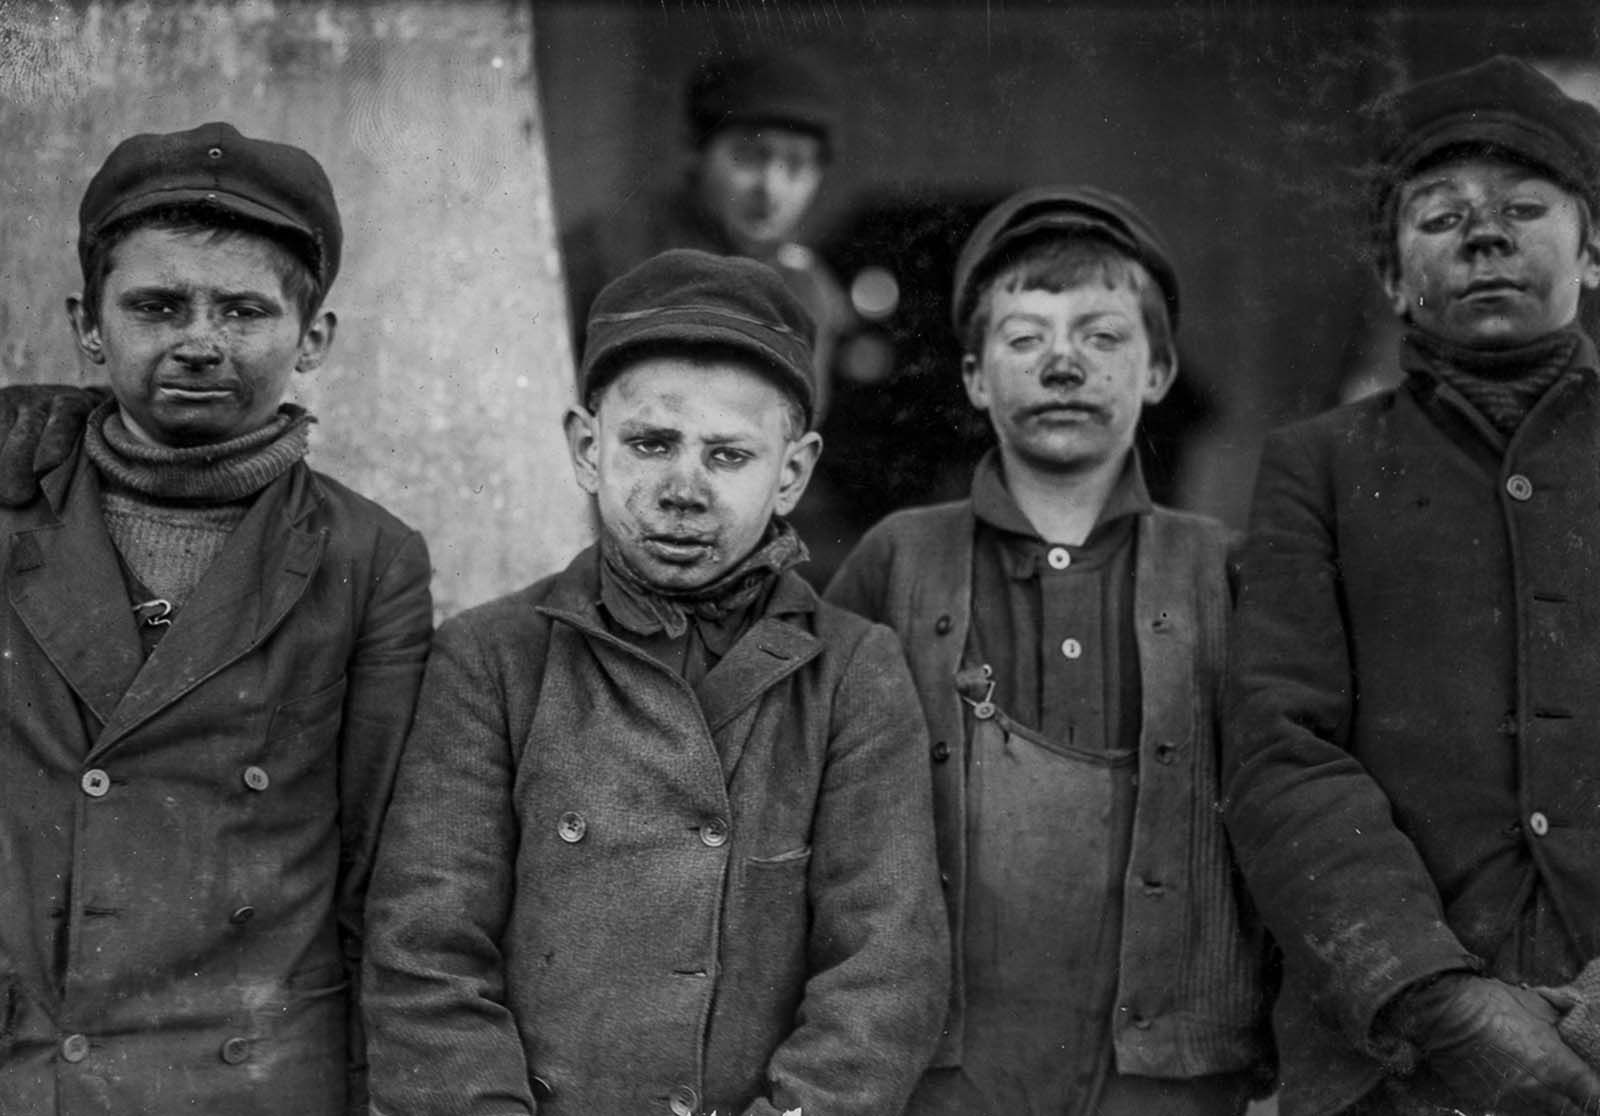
[686,51,837,156]
[1370,56,1600,257]
[951,184,1181,335]
[79,121,342,288]
[581,249,817,426]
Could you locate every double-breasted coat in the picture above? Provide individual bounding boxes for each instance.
[0,444,432,1116]
[1224,338,1600,1115]
[363,545,949,1116]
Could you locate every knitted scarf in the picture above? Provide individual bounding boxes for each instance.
[599,518,808,642]
[85,400,313,608]
[1404,328,1584,438]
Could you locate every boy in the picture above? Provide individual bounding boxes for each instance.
[362,248,948,1116]
[0,123,433,1113]
[826,187,1271,1115]
[1224,56,1600,1116]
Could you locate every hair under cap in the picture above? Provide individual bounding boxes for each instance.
[78,121,342,288]
[950,184,1181,336]
[581,249,817,427]
[686,51,837,157]
[1368,55,1600,265]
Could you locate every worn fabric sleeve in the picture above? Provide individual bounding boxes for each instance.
[363,614,537,1116]
[1221,428,1478,1050]
[338,527,434,1115]
[751,623,950,1116]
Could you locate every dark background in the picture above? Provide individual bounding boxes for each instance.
[536,0,1600,569]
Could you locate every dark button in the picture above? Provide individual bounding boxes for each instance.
[931,741,952,763]
[229,905,256,925]
[1140,878,1165,897]
[81,769,110,797]
[242,765,270,791]
[1132,1014,1153,1030]
[669,1085,699,1116]
[1154,742,1179,765]
[939,870,952,888]
[700,818,729,848]
[219,1036,251,1064]
[934,614,953,636]
[531,1074,555,1101]
[1506,474,1533,501]
[1498,713,1518,737]
[557,812,587,843]
[60,1033,89,1062]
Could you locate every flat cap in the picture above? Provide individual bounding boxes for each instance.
[1370,55,1600,238]
[79,121,341,288]
[686,51,837,155]
[581,249,817,426]
[951,185,1181,335]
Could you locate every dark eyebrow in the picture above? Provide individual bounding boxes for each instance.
[117,284,286,307]
[616,420,681,441]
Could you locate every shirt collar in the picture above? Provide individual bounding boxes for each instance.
[969,447,1151,578]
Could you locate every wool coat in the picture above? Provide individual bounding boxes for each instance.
[362,545,949,1116]
[826,499,1271,1080]
[0,444,433,1116]
[1224,338,1600,1115]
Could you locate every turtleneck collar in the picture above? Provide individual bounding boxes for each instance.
[1403,327,1583,380]
[1401,327,1593,439]
[84,399,313,503]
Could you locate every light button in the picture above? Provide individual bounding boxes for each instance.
[1506,474,1533,501]
[1047,547,1072,570]
[1061,638,1084,660]
[81,769,110,798]
[1530,811,1550,836]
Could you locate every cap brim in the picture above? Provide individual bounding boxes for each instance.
[88,186,318,245]
[583,311,814,419]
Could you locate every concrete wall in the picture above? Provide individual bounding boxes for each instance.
[0,0,591,617]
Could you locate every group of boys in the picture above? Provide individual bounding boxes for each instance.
[3,51,1600,1116]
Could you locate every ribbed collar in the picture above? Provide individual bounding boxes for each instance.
[1402,327,1591,439]
[84,399,313,503]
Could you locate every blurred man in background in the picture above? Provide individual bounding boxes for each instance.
[560,49,853,422]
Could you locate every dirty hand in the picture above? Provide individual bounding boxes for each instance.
[1393,972,1600,1115]
[0,384,101,506]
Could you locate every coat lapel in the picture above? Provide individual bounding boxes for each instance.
[697,576,821,779]
[93,468,326,755]
[6,455,144,728]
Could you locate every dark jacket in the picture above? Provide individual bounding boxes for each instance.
[0,443,433,1116]
[826,499,1271,1079]
[1223,340,1600,1115]
[362,545,949,1116]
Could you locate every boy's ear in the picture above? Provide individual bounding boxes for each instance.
[295,310,337,374]
[562,404,602,496]
[1580,228,1600,292]
[1141,351,1180,407]
[961,353,989,411]
[773,430,822,516]
[66,295,105,365]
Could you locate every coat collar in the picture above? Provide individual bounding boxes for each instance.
[536,544,822,778]
[9,447,327,751]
